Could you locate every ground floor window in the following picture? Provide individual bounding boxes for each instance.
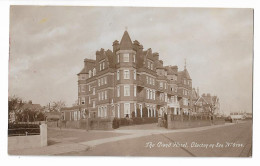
[124,103,130,117]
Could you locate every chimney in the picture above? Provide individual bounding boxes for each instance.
[153,52,159,61]
[113,40,119,53]
[133,40,140,52]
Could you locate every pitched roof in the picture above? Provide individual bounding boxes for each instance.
[178,68,191,80]
[119,31,133,50]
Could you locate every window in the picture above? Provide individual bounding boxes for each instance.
[134,70,136,80]
[98,79,100,86]
[133,54,136,62]
[152,79,155,85]
[117,54,120,63]
[101,77,103,85]
[89,70,92,78]
[165,83,167,89]
[148,61,150,69]
[117,70,120,80]
[124,70,130,79]
[81,97,85,105]
[93,88,95,95]
[124,103,130,117]
[93,68,96,76]
[105,91,107,100]
[117,86,120,97]
[149,77,152,84]
[101,91,104,100]
[134,85,137,97]
[123,53,129,62]
[93,101,95,108]
[165,93,167,102]
[146,76,149,84]
[160,82,163,88]
[151,63,153,70]
[124,85,130,96]
[104,77,107,84]
[103,62,105,69]
[89,85,91,91]
[146,89,149,99]
[89,96,91,104]
[104,106,107,117]
[149,89,152,100]
[153,90,155,100]
[117,104,120,118]
[98,107,101,117]
[98,93,101,101]
[81,85,86,92]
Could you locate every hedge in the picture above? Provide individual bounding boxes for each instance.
[112,117,158,129]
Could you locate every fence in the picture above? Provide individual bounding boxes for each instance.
[167,115,225,129]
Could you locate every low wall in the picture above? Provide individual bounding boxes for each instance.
[47,118,113,130]
[8,124,47,151]
[167,115,225,129]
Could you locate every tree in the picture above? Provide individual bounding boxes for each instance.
[47,100,66,112]
[8,95,24,114]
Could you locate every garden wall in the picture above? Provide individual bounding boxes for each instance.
[8,124,47,151]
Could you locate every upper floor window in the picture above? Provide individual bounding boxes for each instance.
[89,70,92,78]
[133,54,136,63]
[117,54,120,63]
[151,63,153,70]
[101,78,103,85]
[148,61,150,69]
[124,85,130,96]
[104,77,107,84]
[102,62,105,69]
[134,85,137,97]
[93,68,96,76]
[98,79,100,86]
[93,88,95,95]
[100,63,102,71]
[123,53,129,62]
[159,82,163,88]
[81,85,86,92]
[105,91,107,100]
[146,89,149,99]
[93,101,95,108]
[117,70,120,80]
[134,70,136,80]
[165,83,167,89]
[117,86,120,97]
[124,70,130,79]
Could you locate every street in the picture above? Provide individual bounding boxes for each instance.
[9,121,252,157]
[60,121,252,157]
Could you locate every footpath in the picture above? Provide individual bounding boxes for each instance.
[9,123,235,155]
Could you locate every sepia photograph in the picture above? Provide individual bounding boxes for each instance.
[8,6,253,157]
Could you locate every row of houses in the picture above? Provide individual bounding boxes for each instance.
[61,30,220,121]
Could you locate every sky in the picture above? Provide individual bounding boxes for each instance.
[9,6,253,114]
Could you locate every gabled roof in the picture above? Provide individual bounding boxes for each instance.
[178,68,191,80]
[119,31,133,50]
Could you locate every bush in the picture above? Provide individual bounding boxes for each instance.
[8,123,40,136]
[112,118,120,129]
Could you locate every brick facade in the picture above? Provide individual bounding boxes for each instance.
[77,31,194,119]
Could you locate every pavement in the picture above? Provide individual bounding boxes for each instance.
[8,121,252,157]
